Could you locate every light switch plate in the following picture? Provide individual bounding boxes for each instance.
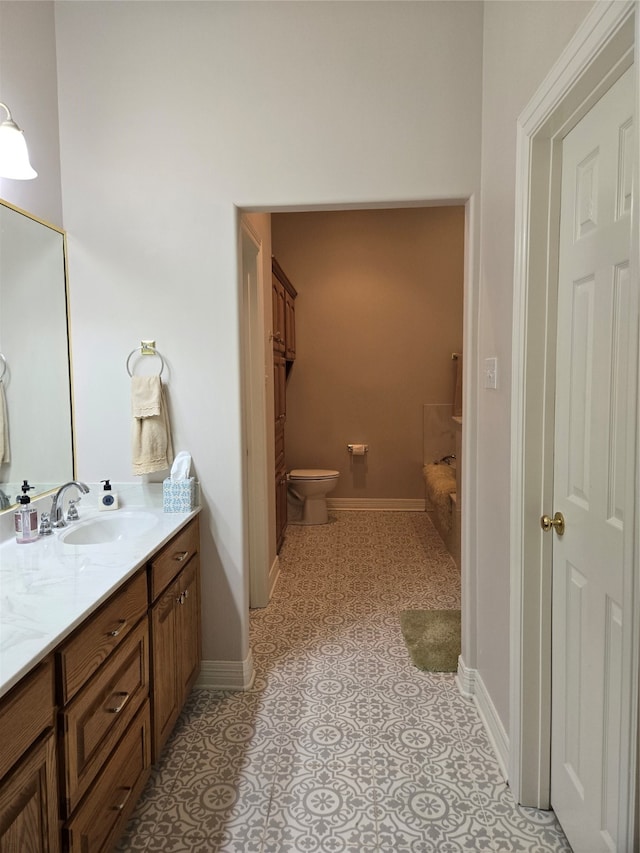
[484,357,498,390]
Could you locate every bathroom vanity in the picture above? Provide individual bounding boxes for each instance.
[0,505,201,853]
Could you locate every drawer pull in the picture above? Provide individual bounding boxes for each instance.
[112,786,133,812]
[173,550,189,563]
[107,619,127,637]
[106,691,130,714]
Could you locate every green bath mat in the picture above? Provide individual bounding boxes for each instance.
[400,609,461,672]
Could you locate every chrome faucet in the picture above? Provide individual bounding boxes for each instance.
[50,481,90,528]
[0,487,9,510]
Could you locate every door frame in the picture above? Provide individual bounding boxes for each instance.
[240,217,272,608]
[509,2,639,845]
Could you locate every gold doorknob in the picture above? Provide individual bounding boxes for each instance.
[540,511,565,535]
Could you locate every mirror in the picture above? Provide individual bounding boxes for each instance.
[0,198,74,510]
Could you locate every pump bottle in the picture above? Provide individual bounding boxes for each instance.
[99,480,119,511]
[14,480,39,543]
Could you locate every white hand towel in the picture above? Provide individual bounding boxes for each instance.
[131,377,174,475]
[0,380,10,464]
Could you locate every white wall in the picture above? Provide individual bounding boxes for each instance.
[0,1,62,225]
[51,1,484,667]
[477,0,594,724]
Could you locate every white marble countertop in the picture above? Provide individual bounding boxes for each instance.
[0,483,200,700]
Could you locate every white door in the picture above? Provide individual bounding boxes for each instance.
[551,67,634,851]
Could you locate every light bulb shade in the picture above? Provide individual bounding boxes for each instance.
[0,120,37,180]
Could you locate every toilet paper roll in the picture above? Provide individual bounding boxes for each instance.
[349,444,367,456]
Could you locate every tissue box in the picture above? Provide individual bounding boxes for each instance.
[163,478,196,512]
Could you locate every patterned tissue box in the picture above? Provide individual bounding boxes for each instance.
[163,477,196,512]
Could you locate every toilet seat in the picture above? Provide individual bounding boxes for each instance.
[289,469,340,480]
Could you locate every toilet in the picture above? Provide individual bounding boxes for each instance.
[287,469,340,525]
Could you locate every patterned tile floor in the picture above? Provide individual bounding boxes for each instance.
[117,511,571,852]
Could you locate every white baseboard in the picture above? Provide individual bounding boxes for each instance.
[457,656,509,782]
[456,655,475,698]
[328,498,426,512]
[195,650,255,691]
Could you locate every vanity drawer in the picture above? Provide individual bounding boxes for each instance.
[58,570,148,705]
[149,517,199,602]
[64,700,151,853]
[60,617,149,816]
[0,657,55,780]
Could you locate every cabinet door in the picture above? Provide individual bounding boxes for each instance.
[275,465,288,553]
[0,732,60,853]
[271,275,286,354]
[285,291,296,360]
[274,356,286,425]
[177,556,201,701]
[150,578,180,761]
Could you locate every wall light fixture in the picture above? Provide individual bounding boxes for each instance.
[0,103,37,180]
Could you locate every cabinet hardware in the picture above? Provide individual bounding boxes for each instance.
[112,786,133,812]
[106,691,130,714]
[540,511,565,535]
[107,619,127,637]
[173,550,189,563]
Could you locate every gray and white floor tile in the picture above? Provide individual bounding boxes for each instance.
[117,511,570,852]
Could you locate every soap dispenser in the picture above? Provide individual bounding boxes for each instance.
[14,480,39,543]
[99,480,119,511]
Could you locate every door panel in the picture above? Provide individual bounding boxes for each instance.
[551,66,633,852]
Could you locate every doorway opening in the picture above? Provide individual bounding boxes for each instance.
[239,199,477,667]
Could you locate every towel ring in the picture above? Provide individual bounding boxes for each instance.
[0,353,6,381]
[126,346,165,378]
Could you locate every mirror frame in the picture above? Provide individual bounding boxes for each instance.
[0,197,76,510]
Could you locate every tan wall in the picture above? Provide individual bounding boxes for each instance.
[272,207,464,500]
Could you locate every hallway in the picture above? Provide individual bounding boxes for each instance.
[117,512,570,852]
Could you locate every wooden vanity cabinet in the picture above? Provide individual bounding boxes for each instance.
[0,659,59,853]
[149,517,201,761]
[0,514,201,853]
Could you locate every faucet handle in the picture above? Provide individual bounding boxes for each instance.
[67,498,81,521]
[39,512,53,536]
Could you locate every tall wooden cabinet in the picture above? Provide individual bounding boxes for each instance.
[272,257,297,552]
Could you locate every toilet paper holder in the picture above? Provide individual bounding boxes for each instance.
[347,444,369,455]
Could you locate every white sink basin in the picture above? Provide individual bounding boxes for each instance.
[59,512,159,546]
